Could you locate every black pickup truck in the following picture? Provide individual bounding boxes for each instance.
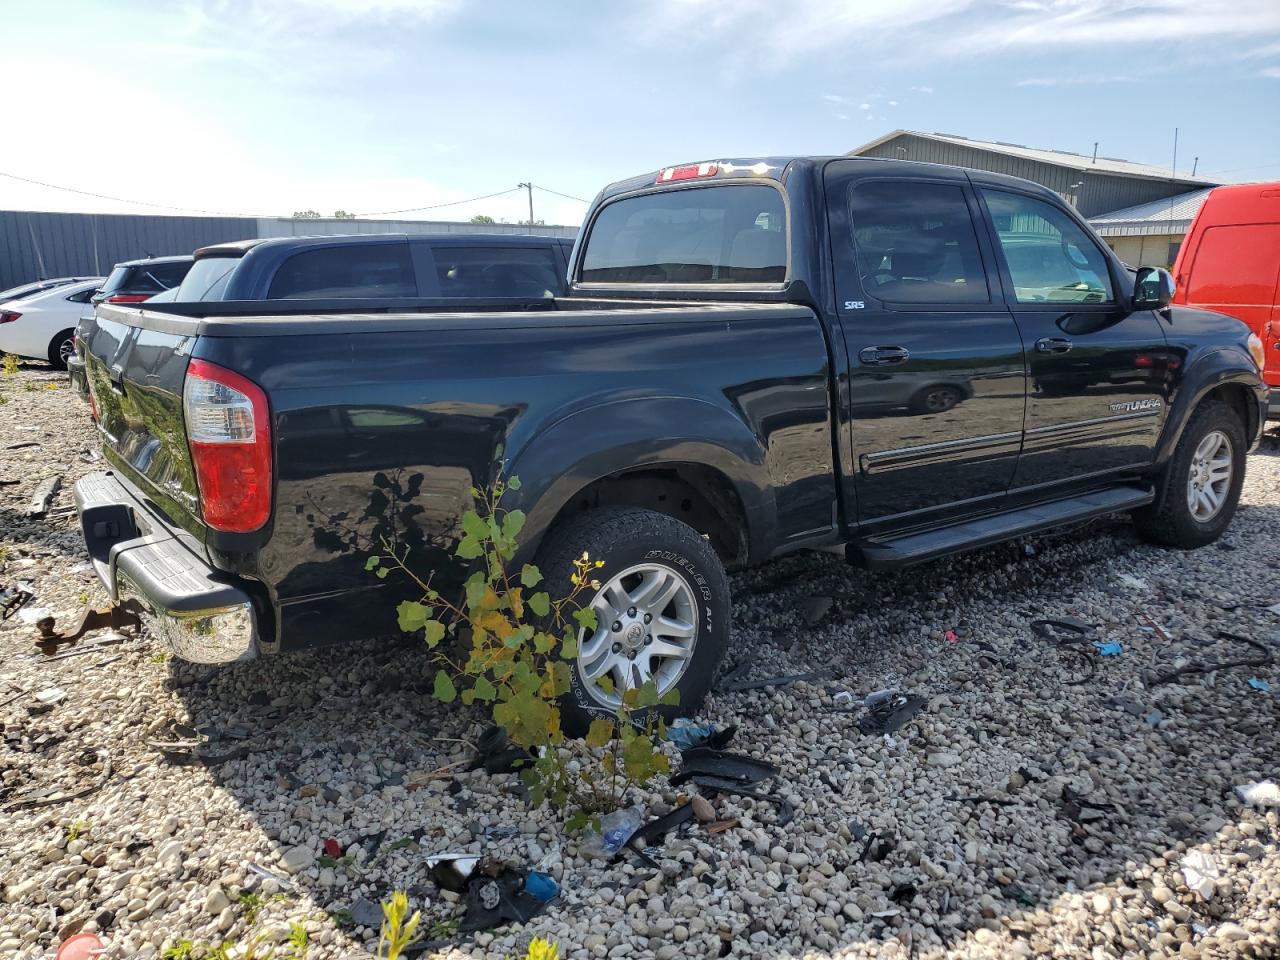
[75,156,1268,727]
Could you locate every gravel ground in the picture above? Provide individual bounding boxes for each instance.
[2,360,1278,960]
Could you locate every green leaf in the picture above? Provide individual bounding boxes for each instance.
[572,607,598,631]
[433,670,457,703]
[520,563,543,588]
[584,718,615,748]
[502,510,526,541]
[461,511,488,540]
[423,620,446,648]
[397,600,429,634]
[560,631,578,658]
[364,556,381,571]
[506,475,521,490]
[659,687,681,707]
[473,676,496,702]
[534,631,554,654]
[635,679,661,708]
[376,567,389,579]
[597,674,615,696]
[621,686,639,708]
[461,689,476,706]
[565,811,589,832]
[527,592,551,618]
[464,571,487,607]
[456,535,483,560]
[622,733,658,782]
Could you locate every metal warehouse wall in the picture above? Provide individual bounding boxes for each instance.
[0,211,255,291]
[853,134,1195,218]
[0,211,581,291]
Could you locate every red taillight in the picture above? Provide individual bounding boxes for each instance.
[0,310,20,324]
[656,162,719,184]
[106,293,151,304]
[183,359,272,533]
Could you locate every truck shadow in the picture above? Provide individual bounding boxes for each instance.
[154,488,1279,957]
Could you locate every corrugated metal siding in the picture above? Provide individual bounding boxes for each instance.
[0,211,255,290]
[853,134,1196,218]
[0,211,580,290]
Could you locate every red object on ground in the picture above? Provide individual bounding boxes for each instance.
[323,837,342,857]
[57,933,105,960]
[1172,182,1280,393]
[944,629,959,644]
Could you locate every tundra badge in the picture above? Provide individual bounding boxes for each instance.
[1109,398,1161,413]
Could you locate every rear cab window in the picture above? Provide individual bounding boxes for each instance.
[580,184,787,284]
[177,257,240,301]
[268,243,416,299]
[428,245,562,298]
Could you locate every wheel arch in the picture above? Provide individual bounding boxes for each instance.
[1156,352,1263,466]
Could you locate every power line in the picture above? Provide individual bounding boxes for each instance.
[0,169,267,217]
[355,187,523,217]
[532,184,591,203]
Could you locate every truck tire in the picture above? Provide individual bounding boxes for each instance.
[535,507,730,736]
[48,329,75,370]
[1132,399,1245,549]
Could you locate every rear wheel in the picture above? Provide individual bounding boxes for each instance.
[535,507,730,735]
[910,384,963,414]
[1132,399,1245,548]
[48,329,75,370]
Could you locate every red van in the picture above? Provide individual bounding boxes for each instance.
[1173,182,1280,419]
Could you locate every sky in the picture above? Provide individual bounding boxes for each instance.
[3,0,1280,228]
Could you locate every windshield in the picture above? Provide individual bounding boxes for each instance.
[176,256,239,301]
[580,184,787,284]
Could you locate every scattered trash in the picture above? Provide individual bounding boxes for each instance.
[705,819,739,834]
[1093,641,1123,656]
[1022,543,1036,558]
[17,606,53,625]
[855,690,928,736]
[857,830,896,863]
[693,776,795,826]
[1179,850,1219,899]
[832,690,855,707]
[55,932,105,960]
[624,802,696,866]
[246,863,296,889]
[664,718,734,751]
[1149,631,1273,686]
[3,748,112,812]
[28,474,62,517]
[347,896,383,928]
[468,726,531,775]
[1030,617,1094,642]
[34,687,67,705]
[582,806,643,859]
[1234,781,1280,808]
[482,824,519,840]
[1246,677,1272,692]
[426,853,481,891]
[1116,573,1149,590]
[717,667,836,693]
[460,868,553,932]
[1,584,35,620]
[671,747,780,788]
[943,628,959,644]
[889,882,918,904]
[6,440,40,450]
[1144,709,1164,728]
[1135,612,1172,643]
[323,838,343,858]
[522,870,558,903]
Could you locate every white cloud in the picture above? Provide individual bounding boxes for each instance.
[912,85,935,94]
[835,113,849,120]
[1262,66,1280,78]
[859,102,870,110]
[822,93,848,103]
[888,99,898,106]
[1015,74,1137,87]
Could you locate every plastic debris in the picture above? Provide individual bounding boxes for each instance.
[347,896,383,928]
[1,584,35,621]
[468,726,530,775]
[460,867,554,931]
[1116,573,1149,590]
[522,870,558,903]
[665,718,722,751]
[55,932,104,960]
[1234,781,1280,808]
[671,747,780,787]
[832,690,855,707]
[1150,631,1274,686]
[34,687,67,704]
[1030,617,1094,642]
[246,862,296,889]
[943,628,960,644]
[323,838,343,858]
[1179,850,1219,899]
[1246,677,1272,692]
[426,853,481,891]
[1144,709,1164,728]
[856,690,927,736]
[582,806,643,860]
[1135,612,1172,643]
[1093,641,1123,656]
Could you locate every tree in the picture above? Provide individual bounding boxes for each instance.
[334,210,355,219]
[469,214,495,224]
[292,210,321,219]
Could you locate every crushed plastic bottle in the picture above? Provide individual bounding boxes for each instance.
[581,805,643,859]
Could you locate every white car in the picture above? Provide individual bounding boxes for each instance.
[0,278,104,369]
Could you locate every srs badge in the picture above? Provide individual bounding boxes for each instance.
[1108,398,1162,413]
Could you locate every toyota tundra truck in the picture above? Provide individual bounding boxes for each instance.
[74,156,1269,728]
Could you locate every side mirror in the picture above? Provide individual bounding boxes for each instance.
[1133,266,1175,310]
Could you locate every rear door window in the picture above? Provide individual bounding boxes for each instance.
[430,246,562,298]
[982,190,1113,304]
[580,184,786,283]
[177,257,240,301]
[268,243,416,299]
[847,180,990,304]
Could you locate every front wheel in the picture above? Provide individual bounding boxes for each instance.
[1132,399,1246,548]
[535,507,730,735]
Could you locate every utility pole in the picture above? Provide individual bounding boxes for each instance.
[517,182,534,225]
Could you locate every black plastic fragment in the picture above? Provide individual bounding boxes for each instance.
[458,870,551,932]
[468,726,531,774]
[671,747,780,787]
[857,694,927,736]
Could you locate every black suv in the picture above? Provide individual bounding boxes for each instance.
[172,234,575,302]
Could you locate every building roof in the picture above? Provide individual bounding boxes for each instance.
[1087,187,1215,237]
[850,130,1219,186]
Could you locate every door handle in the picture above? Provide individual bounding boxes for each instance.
[1035,337,1073,354]
[859,345,911,366]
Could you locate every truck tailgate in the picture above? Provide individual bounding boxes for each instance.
[82,305,204,539]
